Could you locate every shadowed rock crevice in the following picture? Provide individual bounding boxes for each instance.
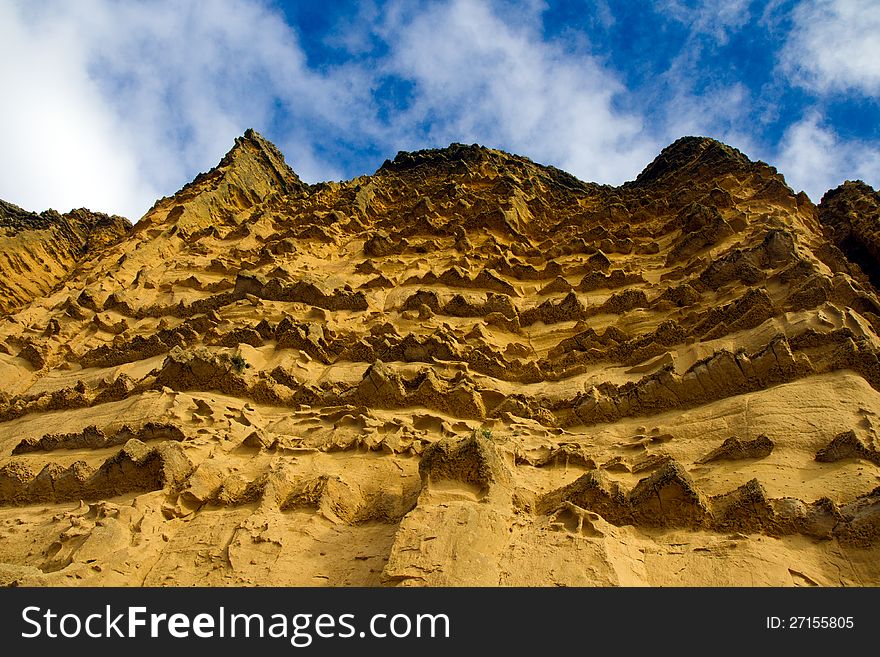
[819,181,880,290]
[0,440,192,505]
[538,461,880,544]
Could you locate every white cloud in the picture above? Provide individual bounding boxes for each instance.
[782,0,880,96]
[657,80,760,152]
[0,3,155,218]
[373,0,658,184]
[0,0,353,219]
[656,0,754,45]
[773,112,880,202]
[633,1,769,160]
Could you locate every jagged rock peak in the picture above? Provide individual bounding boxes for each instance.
[378,142,499,173]
[137,129,307,231]
[820,179,879,207]
[0,198,130,239]
[0,199,55,233]
[185,128,305,195]
[629,136,757,188]
[377,141,591,192]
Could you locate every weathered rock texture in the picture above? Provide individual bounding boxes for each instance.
[0,200,130,314]
[1,130,880,586]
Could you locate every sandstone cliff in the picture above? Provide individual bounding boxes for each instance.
[0,130,879,587]
[0,201,130,315]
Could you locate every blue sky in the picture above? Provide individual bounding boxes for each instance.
[1,0,878,220]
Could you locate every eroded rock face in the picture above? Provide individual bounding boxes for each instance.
[1,131,880,587]
[819,181,880,287]
[0,200,130,314]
